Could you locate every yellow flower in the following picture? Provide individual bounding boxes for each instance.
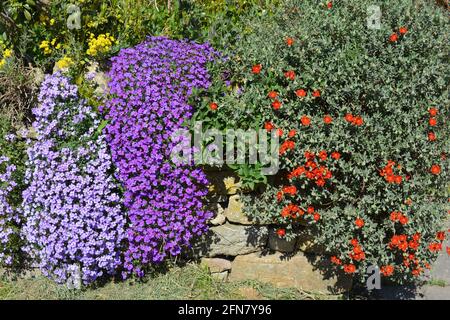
[3,49,12,58]
[55,56,73,70]
[86,33,116,57]
[56,43,62,50]
[39,40,52,55]
[51,38,57,46]
[0,59,5,68]
[50,18,55,26]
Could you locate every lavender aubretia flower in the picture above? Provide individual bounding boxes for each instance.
[21,73,126,284]
[102,37,216,277]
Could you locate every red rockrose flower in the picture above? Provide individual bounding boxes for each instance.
[276,128,283,137]
[252,64,262,74]
[272,100,282,110]
[331,256,342,265]
[288,129,296,138]
[431,164,441,175]
[389,33,398,42]
[350,239,358,246]
[436,231,445,241]
[286,37,294,46]
[268,91,278,99]
[284,70,295,80]
[209,102,218,110]
[399,215,408,225]
[276,228,286,237]
[295,89,307,97]
[343,264,356,274]
[331,152,341,160]
[345,113,354,123]
[428,132,436,141]
[323,115,333,124]
[264,122,274,132]
[429,107,438,116]
[301,115,311,126]
[447,247,450,256]
[314,213,321,221]
[353,116,364,126]
[380,265,394,277]
[312,90,321,98]
[355,218,365,228]
[327,2,333,9]
[429,117,437,126]
[399,27,408,34]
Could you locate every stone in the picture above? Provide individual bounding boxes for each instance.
[238,287,264,300]
[191,223,268,257]
[224,195,253,225]
[208,203,226,226]
[268,228,297,253]
[229,252,352,294]
[201,258,232,273]
[211,271,229,281]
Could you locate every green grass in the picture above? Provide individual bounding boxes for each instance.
[427,278,448,288]
[0,263,339,300]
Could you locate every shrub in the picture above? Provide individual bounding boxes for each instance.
[0,117,27,268]
[21,72,126,285]
[196,0,450,284]
[102,37,216,278]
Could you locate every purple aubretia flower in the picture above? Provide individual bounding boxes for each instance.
[102,37,216,277]
[21,73,126,285]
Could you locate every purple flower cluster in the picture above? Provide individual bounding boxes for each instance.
[102,37,216,277]
[0,156,20,266]
[21,73,126,284]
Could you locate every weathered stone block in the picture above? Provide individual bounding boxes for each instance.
[229,252,352,294]
[201,258,232,273]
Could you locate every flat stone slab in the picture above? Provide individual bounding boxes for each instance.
[229,252,352,294]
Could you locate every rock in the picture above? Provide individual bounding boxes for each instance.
[238,287,264,300]
[224,195,253,225]
[85,61,110,96]
[192,223,268,257]
[229,252,352,294]
[211,271,229,281]
[208,203,226,226]
[201,258,232,273]
[268,228,297,253]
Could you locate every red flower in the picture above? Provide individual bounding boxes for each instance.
[353,116,364,126]
[399,215,408,225]
[268,91,278,99]
[331,256,342,265]
[436,231,446,241]
[276,128,283,137]
[272,100,282,110]
[355,218,365,228]
[276,191,283,202]
[264,122,274,132]
[394,175,402,185]
[431,164,441,175]
[252,64,262,74]
[331,152,341,160]
[318,150,327,161]
[276,228,286,237]
[429,117,437,126]
[399,27,408,35]
[288,129,296,138]
[350,239,358,246]
[323,115,333,124]
[327,1,333,9]
[447,247,450,256]
[282,185,297,195]
[429,107,438,116]
[343,264,356,274]
[428,132,436,141]
[284,70,295,80]
[381,265,394,277]
[307,206,315,214]
[345,113,354,123]
[295,89,307,97]
[389,33,398,42]
[313,213,321,221]
[209,102,218,110]
[312,90,321,98]
[286,37,294,46]
[301,115,311,126]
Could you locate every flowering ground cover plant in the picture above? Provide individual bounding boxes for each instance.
[198,0,450,284]
[102,37,216,278]
[21,72,126,284]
